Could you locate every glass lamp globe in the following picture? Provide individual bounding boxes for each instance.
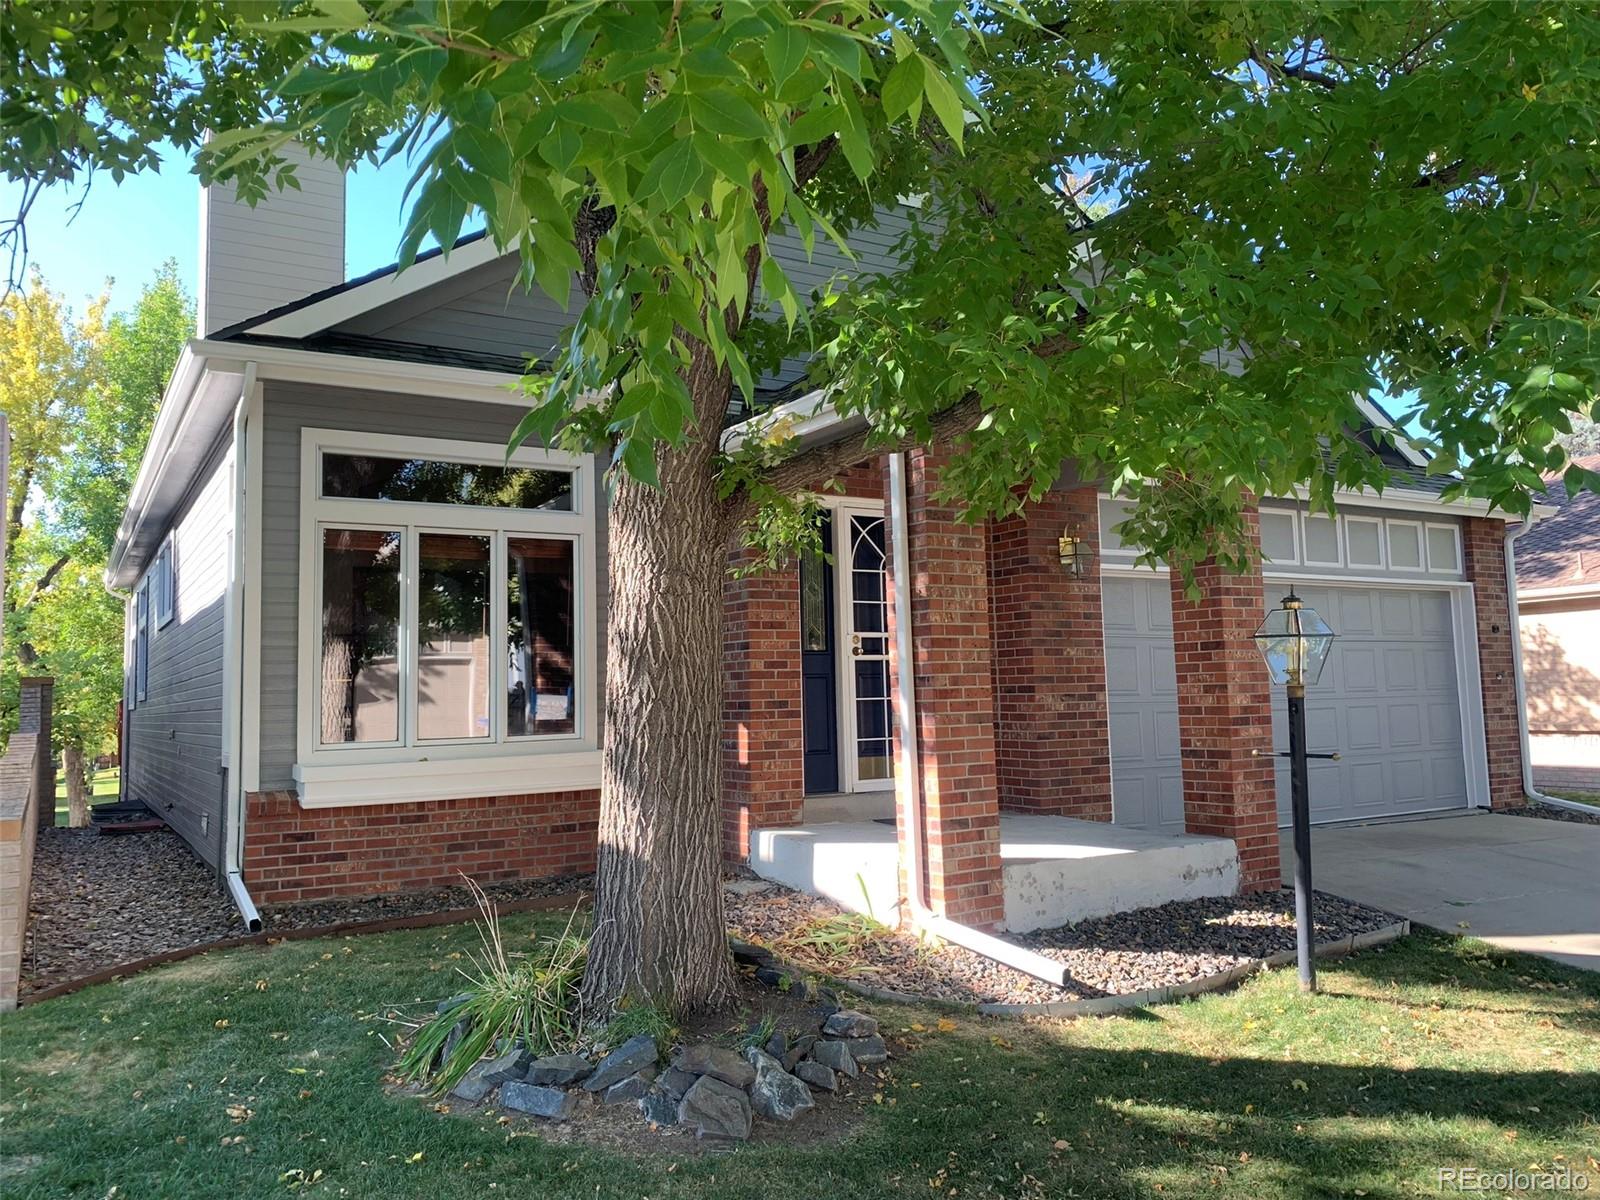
[1253,593,1336,687]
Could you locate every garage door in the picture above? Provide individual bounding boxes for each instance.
[1103,575,1185,833]
[1266,583,1469,824]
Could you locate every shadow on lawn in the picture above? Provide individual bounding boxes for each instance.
[1328,930,1600,1010]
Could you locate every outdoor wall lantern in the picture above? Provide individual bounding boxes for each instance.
[1253,592,1337,993]
[1058,529,1094,579]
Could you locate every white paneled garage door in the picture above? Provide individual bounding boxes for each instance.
[1265,583,1469,824]
[1103,575,1185,833]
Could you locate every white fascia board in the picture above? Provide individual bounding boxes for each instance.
[244,236,505,339]
[721,386,834,451]
[197,339,530,405]
[1353,393,1430,467]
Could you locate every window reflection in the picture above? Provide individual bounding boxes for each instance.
[507,538,575,736]
[322,453,573,511]
[320,529,401,744]
[417,534,491,740]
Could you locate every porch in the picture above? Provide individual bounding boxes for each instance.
[748,813,1240,933]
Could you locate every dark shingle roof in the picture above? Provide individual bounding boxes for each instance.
[1517,453,1600,591]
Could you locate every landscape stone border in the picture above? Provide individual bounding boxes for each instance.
[748,922,1413,1018]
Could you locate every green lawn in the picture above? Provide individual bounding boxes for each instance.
[1547,790,1600,810]
[1,919,1595,1199]
[52,767,119,826]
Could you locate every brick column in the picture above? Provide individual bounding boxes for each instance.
[721,548,805,860]
[1463,517,1527,809]
[1168,510,1279,892]
[19,677,53,836]
[989,487,1112,819]
[888,450,1005,927]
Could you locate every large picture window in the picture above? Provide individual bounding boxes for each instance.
[298,430,594,776]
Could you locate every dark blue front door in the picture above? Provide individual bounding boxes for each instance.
[800,514,838,794]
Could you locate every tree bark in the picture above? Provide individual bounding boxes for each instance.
[584,350,737,1016]
[64,743,89,829]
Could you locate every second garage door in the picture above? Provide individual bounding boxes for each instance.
[1265,583,1469,824]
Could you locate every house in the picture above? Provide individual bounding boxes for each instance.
[1515,454,1600,794]
[107,149,1537,935]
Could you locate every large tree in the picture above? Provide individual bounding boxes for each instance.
[6,1,1596,1012]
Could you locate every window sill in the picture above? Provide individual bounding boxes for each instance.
[291,750,602,808]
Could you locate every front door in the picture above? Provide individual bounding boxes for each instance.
[841,509,894,792]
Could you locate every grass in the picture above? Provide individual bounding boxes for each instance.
[51,767,119,826]
[1,919,1596,1199]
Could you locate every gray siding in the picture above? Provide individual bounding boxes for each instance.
[333,206,921,384]
[126,434,233,870]
[257,381,609,791]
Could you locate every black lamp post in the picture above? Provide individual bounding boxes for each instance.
[1253,592,1337,993]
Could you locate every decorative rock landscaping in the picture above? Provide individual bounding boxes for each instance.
[430,1005,891,1142]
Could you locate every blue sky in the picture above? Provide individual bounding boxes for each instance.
[3,141,446,317]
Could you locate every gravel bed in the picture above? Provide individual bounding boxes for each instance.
[726,879,1402,1006]
[21,828,244,995]
[1502,800,1600,826]
[261,873,592,930]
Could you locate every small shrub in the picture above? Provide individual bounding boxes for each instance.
[398,880,587,1094]
[741,1011,780,1052]
[775,912,888,974]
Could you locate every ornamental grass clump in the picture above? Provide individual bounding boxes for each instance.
[399,880,588,1095]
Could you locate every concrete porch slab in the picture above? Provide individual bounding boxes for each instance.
[749,814,1241,933]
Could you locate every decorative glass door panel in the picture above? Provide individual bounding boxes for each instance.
[845,513,893,786]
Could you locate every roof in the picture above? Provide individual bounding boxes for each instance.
[1516,453,1600,594]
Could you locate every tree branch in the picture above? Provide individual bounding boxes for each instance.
[1247,43,1340,90]
[794,136,838,187]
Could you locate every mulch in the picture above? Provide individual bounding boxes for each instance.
[726,880,1401,1006]
[1503,800,1600,826]
[261,873,592,931]
[21,827,245,996]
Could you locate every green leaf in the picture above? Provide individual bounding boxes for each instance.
[881,54,924,123]
[554,92,631,134]
[764,24,808,88]
[688,90,770,141]
[637,138,705,209]
[919,53,966,148]
[617,437,660,487]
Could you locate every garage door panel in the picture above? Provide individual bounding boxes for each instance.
[1266,582,1468,824]
[1108,710,1144,757]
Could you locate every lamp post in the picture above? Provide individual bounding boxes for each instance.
[1253,592,1337,993]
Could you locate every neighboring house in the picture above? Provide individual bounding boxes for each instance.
[1515,454,1600,793]
[108,149,1537,932]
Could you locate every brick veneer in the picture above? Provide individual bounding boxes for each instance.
[1462,516,1527,809]
[1168,508,1280,892]
[888,449,1005,927]
[241,789,599,905]
[989,487,1112,819]
[721,545,805,860]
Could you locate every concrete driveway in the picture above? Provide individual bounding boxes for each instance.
[1284,810,1600,971]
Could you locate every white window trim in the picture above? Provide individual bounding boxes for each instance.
[134,580,150,704]
[294,428,598,803]
[152,537,176,631]
[1300,512,1344,568]
[1257,507,1301,566]
[1343,514,1386,570]
[1425,521,1463,575]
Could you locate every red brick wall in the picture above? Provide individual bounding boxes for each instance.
[721,547,805,860]
[1168,508,1280,892]
[888,449,1005,927]
[1463,517,1527,809]
[989,487,1112,819]
[242,789,599,905]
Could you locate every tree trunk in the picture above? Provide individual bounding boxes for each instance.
[64,743,89,829]
[584,375,736,1017]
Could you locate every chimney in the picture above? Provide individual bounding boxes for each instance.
[197,141,346,336]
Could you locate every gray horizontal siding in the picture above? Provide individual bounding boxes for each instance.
[257,381,609,791]
[126,433,233,871]
[333,205,921,386]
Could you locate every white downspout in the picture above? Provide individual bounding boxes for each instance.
[223,364,263,930]
[1504,511,1595,816]
[888,453,1072,987]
